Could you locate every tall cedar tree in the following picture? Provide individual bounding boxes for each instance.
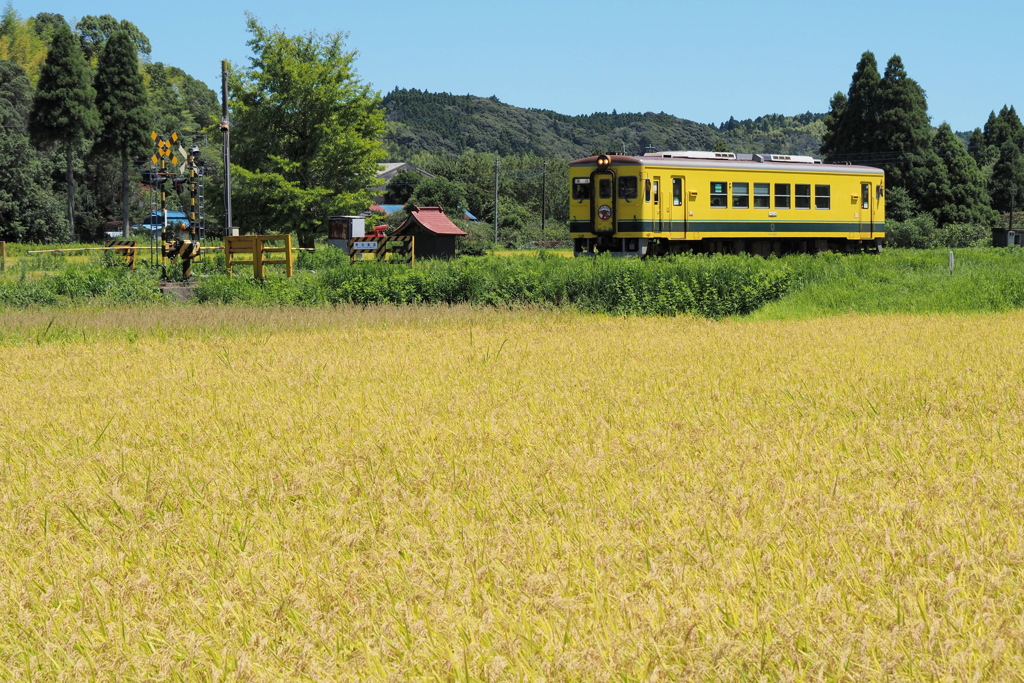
[874,55,937,197]
[984,106,1024,206]
[820,51,880,162]
[990,141,1024,213]
[821,52,975,222]
[28,21,98,238]
[967,127,995,167]
[931,123,993,226]
[984,105,1024,149]
[230,14,385,237]
[93,29,149,236]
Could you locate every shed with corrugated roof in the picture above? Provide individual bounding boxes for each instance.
[393,206,466,259]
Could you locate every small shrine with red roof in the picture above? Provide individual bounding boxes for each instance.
[393,206,467,259]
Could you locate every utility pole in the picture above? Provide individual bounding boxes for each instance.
[493,157,499,246]
[221,60,233,236]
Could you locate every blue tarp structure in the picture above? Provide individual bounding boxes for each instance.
[125,211,191,235]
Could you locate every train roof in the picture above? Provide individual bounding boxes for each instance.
[570,154,884,175]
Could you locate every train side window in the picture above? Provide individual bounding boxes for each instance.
[653,180,659,205]
[862,183,870,209]
[732,182,749,209]
[672,178,682,206]
[599,178,612,199]
[645,179,652,202]
[815,184,831,210]
[618,176,638,200]
[572,178,591,200]
[710,182,727,207]
[774,183,790,209]
[753,183,770,209]
[795,184,811,209]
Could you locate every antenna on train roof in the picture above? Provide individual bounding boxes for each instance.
[752,153,822,164]
[645,150,737,160]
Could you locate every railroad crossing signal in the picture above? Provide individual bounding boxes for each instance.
[144,131,183,188]
[151,132,180,164]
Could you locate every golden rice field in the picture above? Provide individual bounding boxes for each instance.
[2,305,1024,681]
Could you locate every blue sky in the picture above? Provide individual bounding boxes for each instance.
[12,0,1024,133]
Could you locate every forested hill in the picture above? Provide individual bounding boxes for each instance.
[382,88,826,158]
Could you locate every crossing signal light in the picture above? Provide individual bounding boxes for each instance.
[172,177,188,196]
[141,170,167,187]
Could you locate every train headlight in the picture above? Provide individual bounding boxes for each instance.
[596,154,611,168]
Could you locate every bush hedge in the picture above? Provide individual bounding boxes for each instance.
[193,253,796,317]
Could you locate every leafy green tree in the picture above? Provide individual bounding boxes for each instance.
[0,59,69,241]
[406,150,570,235]
[30,12,65,40]
[904,150,948,222]
[406,176,466,215]
[145,62,218,136]
[410,150,496,220]
[967,127,997,168]
[0,53,28,121]
[28,21,98,239]
[882,185,919,222]
[382,168,424,204]
[820,91,847,155]
[75,15,150,62]
[930,123,993,227]
[495,200,533,242]
[93,29,149,236]
[0,5,47,82]
[230,14,386,238]
[990,141,1024,213]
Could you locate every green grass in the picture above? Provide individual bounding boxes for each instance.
[5,244,1024,320]
[747,248,1024,320]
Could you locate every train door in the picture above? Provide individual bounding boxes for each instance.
[671,176,685,237]
[859,182,873,237]
[652,176,662,232]
[592,169,615,234]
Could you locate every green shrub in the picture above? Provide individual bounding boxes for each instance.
[937,223,991,248]
[191,254,796,318]
[885,215,938,249]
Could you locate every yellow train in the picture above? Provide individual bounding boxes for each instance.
[569,151,885,256]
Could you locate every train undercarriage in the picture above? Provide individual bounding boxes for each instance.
[573,236,884,258]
